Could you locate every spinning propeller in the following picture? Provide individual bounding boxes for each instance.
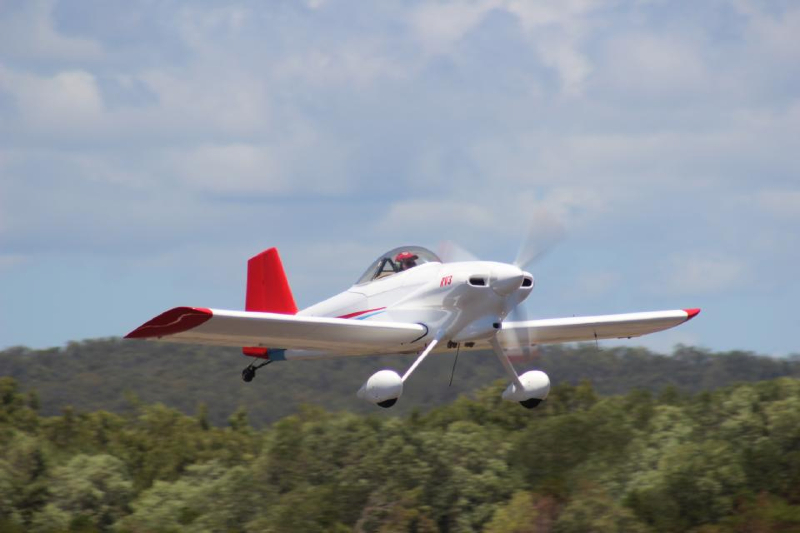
[512,210,566,273]
[508,211,566,361]
[439,210,566,361]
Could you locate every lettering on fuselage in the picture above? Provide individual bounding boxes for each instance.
[440,275,453,287]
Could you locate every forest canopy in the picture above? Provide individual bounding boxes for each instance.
[2,341,800,531]
[1,339,798,426]
[2,374,800,532]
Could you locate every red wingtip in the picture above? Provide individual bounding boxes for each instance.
[125,307,212,339]
[684,308,701,321]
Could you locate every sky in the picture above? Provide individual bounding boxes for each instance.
[0,0,798,356]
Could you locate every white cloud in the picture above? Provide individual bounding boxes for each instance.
[164,126,357,196]
[596,33,709,98]
[657,254,749,295]
[0,0,799,352]
[755,190,800,218]
[306,0,328,10]
[135,67,271,137]
[505,0,600,27]
[175,4,250,48]
[272,46,406,88]
[535,187,619,229]
[0,68,104,131]
[0,63,271,143]
[569,271,621,298]
[285,240,381,298]
[506,0,603,95]
[410,0,605,95]
[734,1,800,62]
[410,0,499,55]
[538,39,592,96]
[168,144,284,194]
[378,199,498,236]
[0,0,104,61]
[375,191,592,261]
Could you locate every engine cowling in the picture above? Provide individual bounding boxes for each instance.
[357,370,403,408]
[501,370,550,408]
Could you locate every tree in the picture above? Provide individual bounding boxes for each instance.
[555,485,650,533]
[29,454,132,532]
[116,461,260,532]
[626,440,746,531]
[2,432,50,526]
[484,491,542,533]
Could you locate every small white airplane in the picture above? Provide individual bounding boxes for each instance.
[126,245,700,409]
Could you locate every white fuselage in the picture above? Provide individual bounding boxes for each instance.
[290,261,534,359]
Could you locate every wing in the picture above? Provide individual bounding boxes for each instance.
[498,308,700,346]
[125,307,428,352]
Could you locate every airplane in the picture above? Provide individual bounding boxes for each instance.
[125,245,700,409]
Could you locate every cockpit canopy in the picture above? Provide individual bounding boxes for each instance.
[356,246,441,285]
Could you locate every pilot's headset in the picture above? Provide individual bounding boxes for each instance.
[395,251,418,270]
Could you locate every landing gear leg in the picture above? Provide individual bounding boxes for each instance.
[489,335,524,389]
[490,335,545,409]
[402,336,442,383]
[241,359,272,382]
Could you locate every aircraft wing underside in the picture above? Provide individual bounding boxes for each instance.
[126,307,698,356]
[497,309,700,346]
[125,307,428,353]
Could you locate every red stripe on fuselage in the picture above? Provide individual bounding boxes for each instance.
[336,307,386,319]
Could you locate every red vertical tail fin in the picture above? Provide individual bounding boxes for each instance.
[243,247,297,357]
[246,248,298,314]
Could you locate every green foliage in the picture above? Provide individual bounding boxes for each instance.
[117,461,258,533]
[28,454,132,532]
[484,491,542,533]
[3,347,800,531]
[3,340,800,427]
[554,485,650,533]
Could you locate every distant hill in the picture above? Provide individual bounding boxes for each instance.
[1,339,798,426]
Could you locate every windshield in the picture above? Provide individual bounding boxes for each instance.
[355,246,441,285]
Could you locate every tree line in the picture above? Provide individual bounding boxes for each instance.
[2,373,800,532]
[2,339,798,426]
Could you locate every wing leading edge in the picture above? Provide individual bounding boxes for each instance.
[126,307,698,354]
[125,307,428,352]
[498,308,700,346]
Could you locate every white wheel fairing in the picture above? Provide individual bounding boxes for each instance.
[501,370,551,402]
[357,370,403,404]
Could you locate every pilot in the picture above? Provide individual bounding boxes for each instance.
[395,251,419,271]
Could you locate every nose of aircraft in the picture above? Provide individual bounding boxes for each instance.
[491,264,524,296]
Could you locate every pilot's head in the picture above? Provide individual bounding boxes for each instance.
[395,251,419,271]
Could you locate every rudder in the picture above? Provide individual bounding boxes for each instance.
[243,247,297,357]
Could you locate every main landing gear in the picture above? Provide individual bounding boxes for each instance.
[519,398,542,409]
[357,335,444,408]
[241,359,272,382]
[489,336,550,409]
